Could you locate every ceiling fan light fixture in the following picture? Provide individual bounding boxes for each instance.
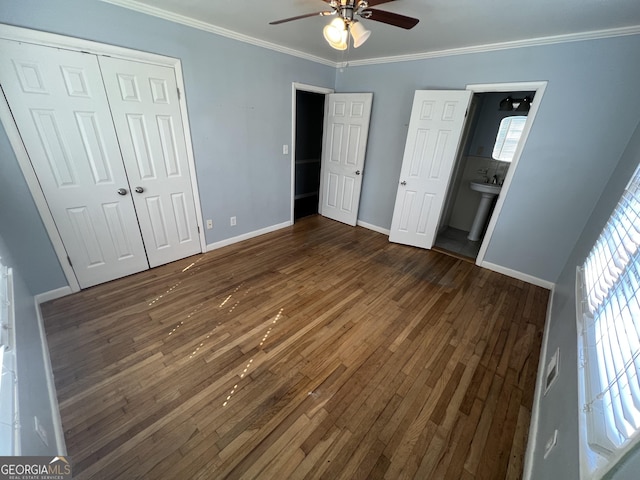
[323,17,348,50]
[350,21,371,48]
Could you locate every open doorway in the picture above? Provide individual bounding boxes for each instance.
[433,84,544,262]
[294,90,324,220]
[291,83,333,222]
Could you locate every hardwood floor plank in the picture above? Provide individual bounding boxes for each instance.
[41,215,549,479]
[289,425,340,479]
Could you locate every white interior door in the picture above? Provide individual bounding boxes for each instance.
[98,57,201,267]
[389,90,472,249]
[0,39,149,288]
[319,93,373,226]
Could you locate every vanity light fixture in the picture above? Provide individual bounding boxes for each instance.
[499,95,533,112]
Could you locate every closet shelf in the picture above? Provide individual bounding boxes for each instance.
[294,191,319,200]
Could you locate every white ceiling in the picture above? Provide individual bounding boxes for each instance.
[103,0,640,64]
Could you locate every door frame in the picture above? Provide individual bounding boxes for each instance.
[290,82,334,223]
[0,24,207,293]
[464,81,547,267]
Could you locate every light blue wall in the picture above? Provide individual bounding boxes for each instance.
[336,35,640,283]
[530,118,640,479]
[0,0,335,294]
[0,123,66,294]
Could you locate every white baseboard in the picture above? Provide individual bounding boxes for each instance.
[479,261,555,290]
[34,286,73,305]
[356,220,390,236]
[34,300,67,455]
[206,221,292,252]
[522,287,555,480]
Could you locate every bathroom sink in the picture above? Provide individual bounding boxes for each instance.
[469,181,501,195]
[467,181,502,241]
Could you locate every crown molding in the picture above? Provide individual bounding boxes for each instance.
[100,1,640,70]
[99,0,337,67]
[340,24,640,67]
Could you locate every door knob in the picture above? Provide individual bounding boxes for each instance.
[135,186,144,193]
[355,170,361,175]
[117,188,128,195]
[400,181,407,186]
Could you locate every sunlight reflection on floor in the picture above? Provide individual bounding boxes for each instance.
[223,307,284,407]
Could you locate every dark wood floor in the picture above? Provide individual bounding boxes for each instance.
[42,215,548,479]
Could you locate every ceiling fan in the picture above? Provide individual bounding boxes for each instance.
[270,0,419,50]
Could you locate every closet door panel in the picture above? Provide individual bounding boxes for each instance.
[98,57,201,267]
[0,39,148,288]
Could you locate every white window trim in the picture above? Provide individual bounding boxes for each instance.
[575,166,640,478]
[576,265,634,479]
[0,259,19,455]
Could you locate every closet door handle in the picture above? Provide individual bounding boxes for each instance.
[117,188,128,196]
[355,170,361,175]
[400,181,407,186]
[135,186,144,193]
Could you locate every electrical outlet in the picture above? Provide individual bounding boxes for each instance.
[283,144,289,155]
[206,219,213,229]
[230,216,236,226]
[34,416,49,447]
[544,429,558,459]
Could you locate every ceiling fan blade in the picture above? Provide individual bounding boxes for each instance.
[269,11,332,25]
[364,9,419,29]
[363,0,396,6]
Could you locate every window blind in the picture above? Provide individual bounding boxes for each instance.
[581,165,640,453]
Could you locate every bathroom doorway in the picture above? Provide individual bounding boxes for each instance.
[433,86,539,261]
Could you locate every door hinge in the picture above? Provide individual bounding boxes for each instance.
[67,256,73,267]
[177,87,181,100]
[197,225,200,234]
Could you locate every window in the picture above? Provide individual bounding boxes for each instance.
[577,162,640,477]
[0,258,17,455]
[492,116,527,162]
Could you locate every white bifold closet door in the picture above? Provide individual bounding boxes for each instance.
[98,57,200,268]
[0,39,200,289]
